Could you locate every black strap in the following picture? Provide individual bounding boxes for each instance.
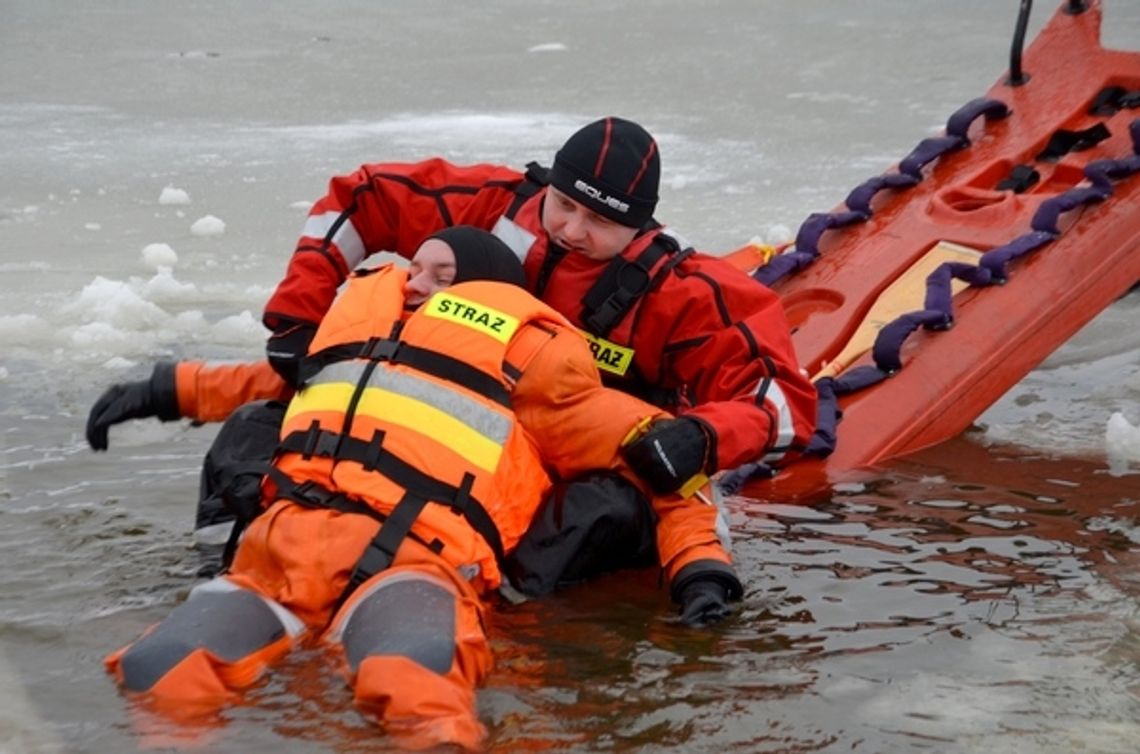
[342,490,432,596]
[533,244,568,298]
[504,161,549,218]
[996,164,1041,193]
[302,337,512,409]
[580,235,679,337]
[268,466,441,556]
[279,427,506,565]
[1035,123,1111,162]
[263,467,449,605]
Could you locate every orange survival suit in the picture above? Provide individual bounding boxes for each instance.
[106,266,739,752]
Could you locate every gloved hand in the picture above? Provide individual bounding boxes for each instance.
[265,320,317,388]
[621,416,712,495]
[86,363,180,451]
[678,578,732,627]
[670,561,743,628]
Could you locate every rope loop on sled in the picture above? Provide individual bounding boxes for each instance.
[722,117,1140,495]
[754,98,1009,287]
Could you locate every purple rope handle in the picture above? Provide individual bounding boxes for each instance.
[873,118,1140,374]
[755,98,1009,285]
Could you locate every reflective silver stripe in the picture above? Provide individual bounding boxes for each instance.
[755,380,796,463]
[308,360,369,386]
[310,361,512,445]
[705,482,733,553]
[301,211,367,269]
[491,216,535,263]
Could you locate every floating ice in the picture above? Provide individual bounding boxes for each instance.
[764,224,794,246]
[100,356,138,371]
[140,243,178,269]
[1105,411,1140,476]
[190,214,225,237]
[158,186,191,205]
[0,314,54,347]
[212,310,267,345]
[140,267,196,301]
[528,43,566,53]
[67,276,169,329]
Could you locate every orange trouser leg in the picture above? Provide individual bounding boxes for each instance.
[105,578,302,716]
[324,564,494,752]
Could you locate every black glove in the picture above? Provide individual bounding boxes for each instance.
[86,363,180,451]
[678,579,732,627]
[622,417,712,495]
[265,320,317,388]
[671,560,743,628]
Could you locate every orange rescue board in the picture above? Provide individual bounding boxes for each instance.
[722,0,1140,498]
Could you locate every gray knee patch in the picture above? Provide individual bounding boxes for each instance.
[341,579,455,675]
[119,589,285,692]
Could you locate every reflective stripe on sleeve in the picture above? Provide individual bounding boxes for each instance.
[755,380,796,463]
[491,216,536,263]
[302,211,367,270]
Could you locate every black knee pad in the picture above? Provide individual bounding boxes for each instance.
[340,578,455,675]
[119,588,286,692]
[505,471,657,596]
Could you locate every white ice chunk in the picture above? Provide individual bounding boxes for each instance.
[1106,412,1140,477]
[141,242,178,269]
[158,186,192,205]
[190,214,225,237]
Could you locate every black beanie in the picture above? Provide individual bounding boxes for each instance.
[548,117,660,228]
[428,225,527,288]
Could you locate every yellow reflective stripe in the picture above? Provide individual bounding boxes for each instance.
[365,367,511,444]
[354,386,503,472]
[580,331,634,376]
[284,381,356,425]
[422,292,520,344]
[284,367,509,473]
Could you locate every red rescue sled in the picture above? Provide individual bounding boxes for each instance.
[724,0,1140,498]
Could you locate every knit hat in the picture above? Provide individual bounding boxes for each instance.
[428,225,527,288]
[548,117,660,228]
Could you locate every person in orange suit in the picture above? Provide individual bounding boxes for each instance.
[103,227,742,752]
[88,118,816,572]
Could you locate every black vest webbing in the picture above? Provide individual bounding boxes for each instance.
[284,322,514,602]
[277,425,506,602]
[580,234,691,338]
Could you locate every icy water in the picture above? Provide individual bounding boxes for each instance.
[2,2,1139,752]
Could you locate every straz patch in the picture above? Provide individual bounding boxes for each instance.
[424,293,519,343]
[581,331,634,376]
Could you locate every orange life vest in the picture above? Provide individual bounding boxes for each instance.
[274,264,561,590]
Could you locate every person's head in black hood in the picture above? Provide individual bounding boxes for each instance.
[404,225,526,308]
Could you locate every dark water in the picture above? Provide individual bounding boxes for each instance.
[4,429,1138,752]
[2,1,1139,752]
